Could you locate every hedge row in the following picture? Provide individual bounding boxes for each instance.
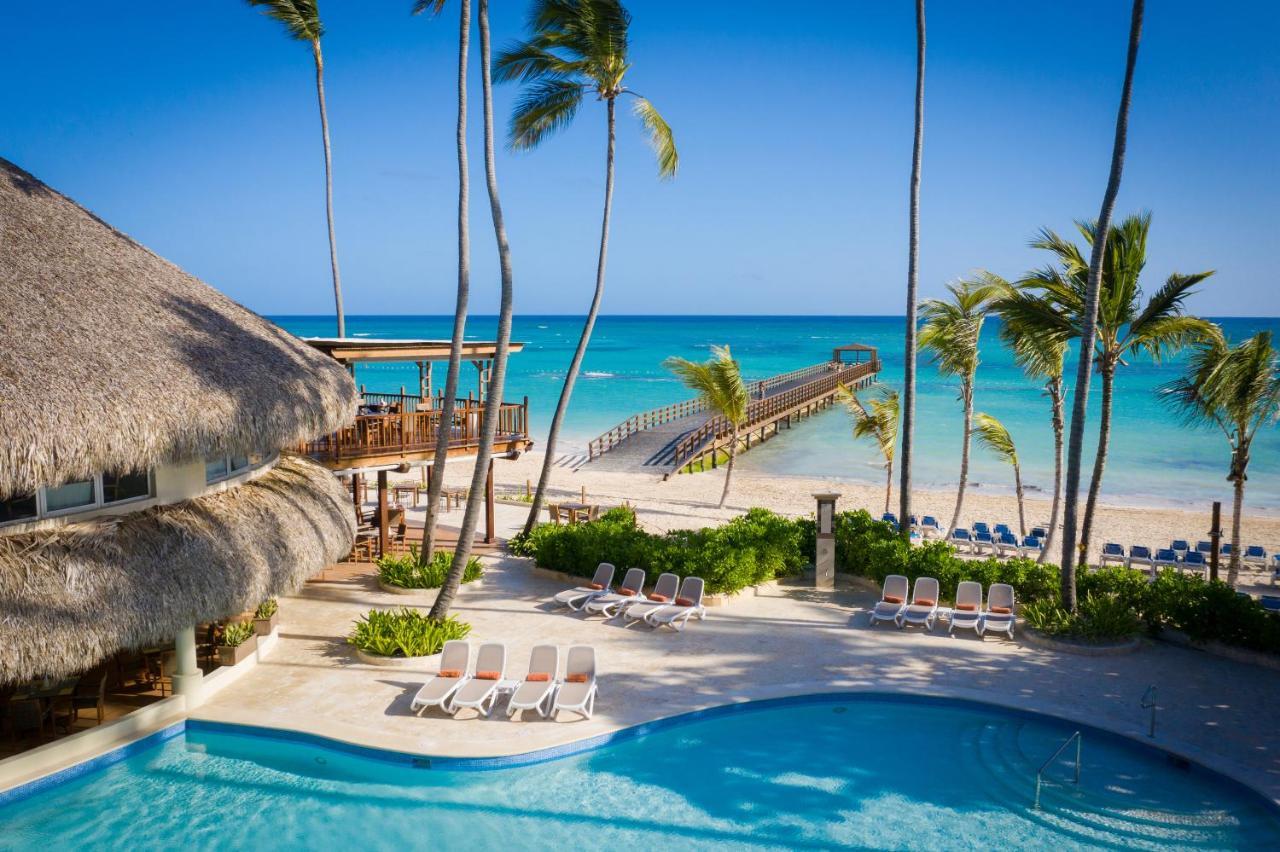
[510,506,1280,654]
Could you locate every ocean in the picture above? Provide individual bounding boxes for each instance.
[273,315,1280,512]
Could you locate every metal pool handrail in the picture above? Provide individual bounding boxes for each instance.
[1034,730,1082,809]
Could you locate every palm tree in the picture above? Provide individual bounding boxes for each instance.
[498,0,678,536]
[412,0,470,559]
[918,278,1000,536]
[432,0,516,618]
[1020,213,1216,569]
[973,413,1026,537]
[996,288,1067,563]
[899,0,926,542]
[837,384,899,514]
[245,0,346,336]
[1160,331,1279,584]
[663,346,748,509]
[1056,0,1144,610]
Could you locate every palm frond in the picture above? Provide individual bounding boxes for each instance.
[631,97,678,178]
[919,279,995,379]
[1131,315,1220,362]
[837,383,898,464]
[493,39,584,83]
[410,0,447,15]
[664,345,748,427]
[508,77,585,150]
[245,0,322,41]
[1128,270,1214,340]
[973,413,1018,466]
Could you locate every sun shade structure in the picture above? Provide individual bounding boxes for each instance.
[0,157,359,500]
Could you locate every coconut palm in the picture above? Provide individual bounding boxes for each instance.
[432,0,516,618]
[499,0,678,536]
[918,278,1001,536]
[245,0,346,336]
[1055,0,1144,610]
[412,0,470,559]
[1160,331,1279,584]
[899,0,926,541]
[995,287,1067,563]
[663,346,748,509]
[1019,213,1216,571]
[837,384,899,514]
[973,413,1026,537]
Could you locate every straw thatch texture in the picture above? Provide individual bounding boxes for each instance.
[0,158,358,499]
[0,455,354,684]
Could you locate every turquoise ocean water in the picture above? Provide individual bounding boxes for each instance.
[274,315,1280,511]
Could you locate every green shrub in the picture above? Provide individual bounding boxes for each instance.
[219,620,255,647]
[1022,593,1141,641]
[377,547,483,589]
[347,608,471,658]
[254,598,278,620]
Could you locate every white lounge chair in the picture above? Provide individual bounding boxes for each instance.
[552,563,615,611]
[450,642,507,717]
[551,645,598,720]
[919,515,942,538]
[506,645,559,718]
[411,640,471,715]
[583,567,647,617]
[980,583,1016,638]
[646,576,707,631]
[870,574,909,626]
[898,577,940,630]
[949,581,983,635]
[621,572,681,624]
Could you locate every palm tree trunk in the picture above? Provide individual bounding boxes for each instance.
[899,0,925,542]
[1079,360,1115,566]
[522,96,617,536]
[1227,443,1248,585]
[1013,460,1026,539]
[432,0,512,620]
[311,39,344,338]
[946,379,973,536]
[883,459,894,515]
[719,425,739,509]
[421,0,471,559]
[1040,377,1065,564]
[1059,0,1144,610]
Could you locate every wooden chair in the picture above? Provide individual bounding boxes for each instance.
[71,672,109,726]
[587,505,601,522]
[547,504,562,525]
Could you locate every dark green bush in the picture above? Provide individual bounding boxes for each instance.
[1023,593,1142,641]
[377,547,483,590]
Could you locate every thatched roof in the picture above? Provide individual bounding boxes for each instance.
[0,158,358,499]
[0,455,354,685]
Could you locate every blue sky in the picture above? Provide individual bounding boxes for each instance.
[3,1,1277,316]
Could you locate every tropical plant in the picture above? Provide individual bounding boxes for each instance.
[1054,0,1145,610]
[918,277,1001,536]
[245,0,345,337]
[219,620,255,648]
[899,0,926,541]
[1021,213,1215,573]
[254,598,279,620]
[413,0,471,560]
[1022,593,1141,642]
[379,547,483,589]
[1160,331,1280,582]
[663,346,749,508]
[500,0,678,536]
[837,383,899,514]
[347,609,471,658]
[994,286,1067,562]
[430,0,519,619]
[972,413,1026,536]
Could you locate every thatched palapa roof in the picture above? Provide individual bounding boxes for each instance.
[0,158,358,499]
[0,455,354,684]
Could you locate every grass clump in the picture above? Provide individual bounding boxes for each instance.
[347,608,471,658]
[377,547,483,590]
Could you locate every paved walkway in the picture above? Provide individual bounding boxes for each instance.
[194,502,1280,804]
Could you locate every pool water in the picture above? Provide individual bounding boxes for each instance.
[2,697,1277,850]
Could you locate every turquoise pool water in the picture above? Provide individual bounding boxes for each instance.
[2,697,1277,850]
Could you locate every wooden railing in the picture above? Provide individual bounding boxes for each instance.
[756,362,835,394]
[302,399,529,465]
[667,359,880,473]
[587,396,709,460]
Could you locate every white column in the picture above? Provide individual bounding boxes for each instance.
[172,624,204,708]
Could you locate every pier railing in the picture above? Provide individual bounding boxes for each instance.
[756,362,835,395]
[666,359,880,474]
[587,396,709,460]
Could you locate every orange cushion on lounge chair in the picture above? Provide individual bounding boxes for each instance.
[675,597,695,607]
[526,673,551,682]
[475,670,501,680]
[913,598,936,607]
[618,588,637,596]
[588,583,604,590]
[439,668,463,678]
[883,595,904,604]
[648,594,670,602]
[990,606,1012,614]
[566,673,589,684]
[955,603,977,612]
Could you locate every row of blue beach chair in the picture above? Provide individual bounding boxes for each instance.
[881,514,1048,559]
[1099,540,1274,577]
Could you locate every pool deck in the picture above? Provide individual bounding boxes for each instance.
[190,505,1280,805]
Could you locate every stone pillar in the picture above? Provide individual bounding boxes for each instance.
[172,624,204,708]
[813,493,840,590]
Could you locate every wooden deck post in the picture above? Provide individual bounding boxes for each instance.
[484,458,496,544]
[377,470,389,557]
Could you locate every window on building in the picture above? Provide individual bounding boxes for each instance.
[230,455,250,473]
[0,492,38,524]
[45,479,96,514]
[205,457,230,483]
[103,470,151,504]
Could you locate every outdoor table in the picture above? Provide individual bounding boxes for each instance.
[393,485,418,507]
[559,503,597,523]
[10,677,79,736]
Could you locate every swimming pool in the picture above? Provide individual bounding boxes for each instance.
[2,695,1277,849]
